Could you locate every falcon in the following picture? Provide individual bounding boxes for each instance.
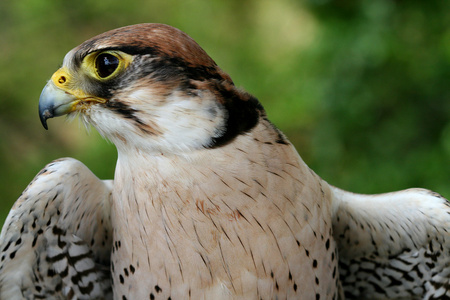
[0,23,449,299]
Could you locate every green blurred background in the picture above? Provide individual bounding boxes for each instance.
[1,0,449,225]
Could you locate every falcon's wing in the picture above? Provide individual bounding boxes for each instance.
[0,158,113,299]
[332,187,450,299]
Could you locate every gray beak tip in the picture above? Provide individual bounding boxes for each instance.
[39,111,50,130]
[39,95,54,130]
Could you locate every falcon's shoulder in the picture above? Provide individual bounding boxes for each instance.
[332,187,450,299]
[0,158,113,299]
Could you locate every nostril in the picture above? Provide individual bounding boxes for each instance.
[58,76,66,84]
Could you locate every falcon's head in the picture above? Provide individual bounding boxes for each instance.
[39,24,263,154]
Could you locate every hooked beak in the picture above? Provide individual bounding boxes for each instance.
[38,67,107,130]
[38,81,78,130]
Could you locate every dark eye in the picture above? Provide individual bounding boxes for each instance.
[95,53,120,78]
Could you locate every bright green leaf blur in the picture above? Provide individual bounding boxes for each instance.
[1,0,449,225]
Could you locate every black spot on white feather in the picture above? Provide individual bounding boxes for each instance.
[2,240,12,252]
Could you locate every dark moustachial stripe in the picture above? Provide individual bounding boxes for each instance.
[105,101,136,119]
[105,101,152,134]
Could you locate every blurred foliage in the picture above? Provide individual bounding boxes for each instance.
[0,0,449,224]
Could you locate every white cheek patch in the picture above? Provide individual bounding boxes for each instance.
[151,90,227,149]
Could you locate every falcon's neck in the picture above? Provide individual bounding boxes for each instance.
[108,118,336,298]
[112,116,289,190]
[110,117,293,239]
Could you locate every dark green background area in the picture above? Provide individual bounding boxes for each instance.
[1,0,449,225]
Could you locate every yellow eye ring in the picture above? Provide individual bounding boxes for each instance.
[82,50,133,81]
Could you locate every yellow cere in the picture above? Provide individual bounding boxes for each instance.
[50,67,101,109]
